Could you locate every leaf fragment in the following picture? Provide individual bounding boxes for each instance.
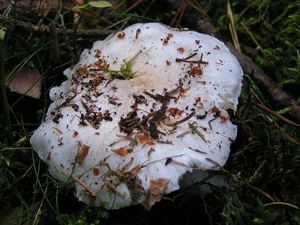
[77,144,90,164]
[112,147,131,156]
[88,1,112,8]
[137,134,155,145]
[188,122,207,143]
[143,178,169,209]
[0,27,6,40]
[7,68,42,99]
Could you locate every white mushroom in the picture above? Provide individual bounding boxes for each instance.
[30,23,243,209]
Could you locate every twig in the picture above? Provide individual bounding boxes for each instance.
[123,0,144,14]
[164,111,195,126]
[221,168,276,202]
[175,53,208,64]
[253,101,300,128]
[0,15,114,38]
[243,182,275,202]
[170,0,190,27]
[70,174,96,197]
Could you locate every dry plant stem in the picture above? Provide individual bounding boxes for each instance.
[0,39,12,142]
[123,0,144,14]
[241,96,300,127]
[49,23,60,64]
[141,0,155,17]
[170,0,190,27]
[0,16,114,38]
[223,169,276,202]
[73,0,84,25]
[264,202,300,210]
[253,101,300,127]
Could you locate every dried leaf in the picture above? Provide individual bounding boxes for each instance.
[7,68,42,99]
[129,164,141,175]
[77,144,90,164]
[143,178,169,209]
[137,134,155,145]
[112,147,131,156]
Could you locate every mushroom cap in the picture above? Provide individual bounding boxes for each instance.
[30,23,243,209]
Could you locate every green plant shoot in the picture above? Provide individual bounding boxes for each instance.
[105,52,140,80]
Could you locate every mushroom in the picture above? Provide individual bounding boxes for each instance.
[30,23,243,209]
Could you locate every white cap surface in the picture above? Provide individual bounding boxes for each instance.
[31,23,243,209]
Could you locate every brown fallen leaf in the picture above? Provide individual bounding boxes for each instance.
[137,133,155,145]
[76,144,90,164]
[7,68,42,99]
[112,147,131,156]
[143,178,169,209]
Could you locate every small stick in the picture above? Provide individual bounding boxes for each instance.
[0,16,114,38]
[164,111,195,126]
[252,101,300,127]
[176,53,208,64]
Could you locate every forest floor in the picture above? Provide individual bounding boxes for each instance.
[0,0,299,224]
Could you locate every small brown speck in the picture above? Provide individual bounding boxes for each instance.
[195,96,201,104]
[166,60,171,66]
[135,28,141,39]
[93,168,100,176]
[167,33,173,39]
[177,47,185,54]
[117,32,125,39]
[95,49,101,57]
[47,152,51,160]
[72,131,79,138]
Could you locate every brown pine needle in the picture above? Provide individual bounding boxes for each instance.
[227,0,241,52]
[265,201,300,210]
